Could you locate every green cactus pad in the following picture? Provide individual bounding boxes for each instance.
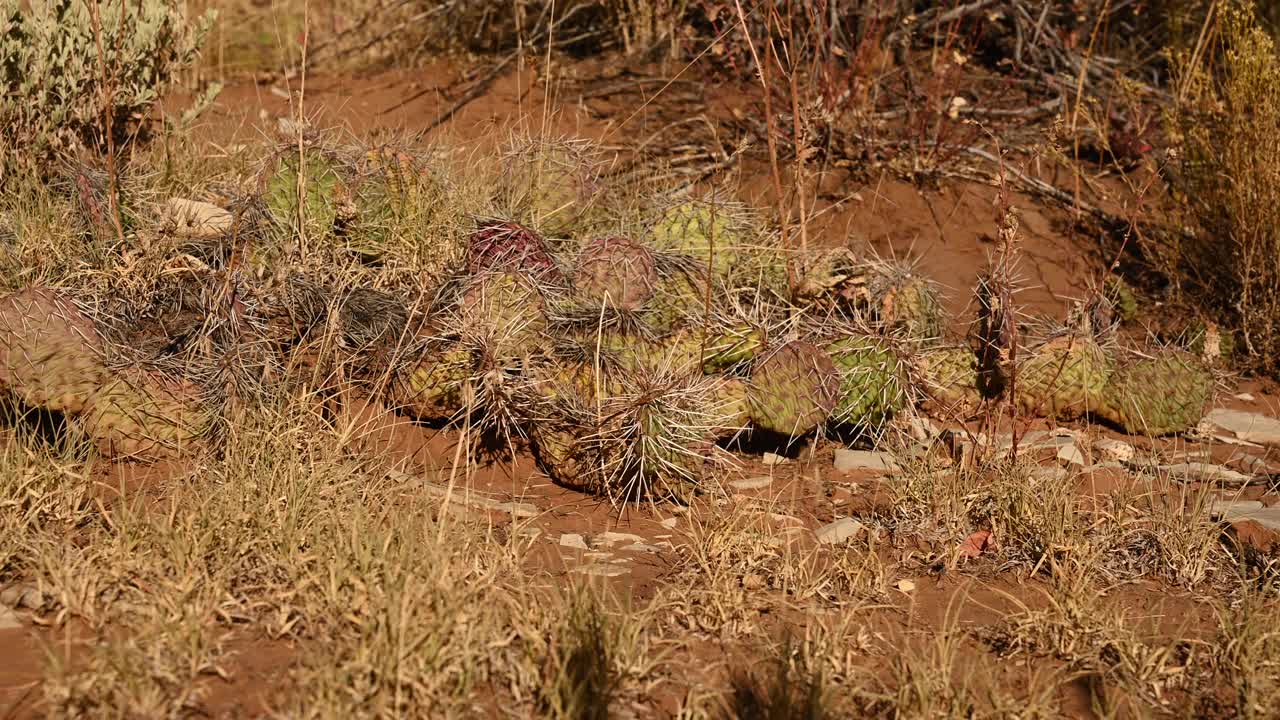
[461,272,549,360]
[0,287,107,414]
[397,347,474,421]
[708,377,751,439]
[265,146,349,237]
[826,335,907,432]
[84,370,211,461]
[1096,349,1213,436]
[651,200,743,279]
[701,325,765,373]
[913,346,982,415]
[747,340,841,438]
[1015,335,1111,420]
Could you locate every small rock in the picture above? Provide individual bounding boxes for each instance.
[906,417,941,442]
[895,579,917,593]
[1234,393,1256,402]
[1208,499,1265,519]
[1057,444,1087,466]
[0,606,21,630]
[1032,466,1068,481]
[559,533,590,550]
[598,531,645,546]
[161,198,233,238]
[816,517,865,545]
[762,452,789,466]
[742,573,767,590]
[574,563,630,578]
[658,517,678,529]
[834,449,901,474]
[1049,427,1079,438]
[1160,462,1252,484]
[0,584,42,610]
[623,543,664,554]
[1230,519,1280,554]
[730,476,774,490]
[1204,409,1280,445]
[1094,438,1135,462]
[769,513,805,527]
[493,501,540,518]
[1030,435,1078,450]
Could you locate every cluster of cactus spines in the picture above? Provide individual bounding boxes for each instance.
[572,236,658,311]
[1095,349,1214,436]
[826,335,908,433]
[496,136,604,238]
[83,369,211,461]
[746,340,841,438]
[0,288,108,414]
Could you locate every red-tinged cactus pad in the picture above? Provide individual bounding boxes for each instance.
[0,287,108,414]
[466,219,559,279]
[84,370,211,461]
[747,341,841,438]
[573,236,658,311]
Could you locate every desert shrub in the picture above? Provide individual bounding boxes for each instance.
[1165,0,1280,372]
[0,0,215,183]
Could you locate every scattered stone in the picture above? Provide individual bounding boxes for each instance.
[1159,462,1252,484]
[1223,506,1280,553]
[1203,409,1280,445]
[1234,393,1256,402]
[834,449,901,474]
[769,513,805,527]
[1094,438,1135,463]
[1049,427,1079,438]
[1030,435,1078,450]
[624,543,664,554]
[1057,444,1087,466]
[730,476,774,490]
[0,606,21,630]
[895,579,917,593]
[598,531,645,546]
[658,517,678,529]
[161,197,233,238]
[1208,499,1265,518]
[905,417,941,442]
[762,452,789,466]
[816,517,865,545]
[559,533,590,550]
[574,563,630,578]
[1211,434,1264,448]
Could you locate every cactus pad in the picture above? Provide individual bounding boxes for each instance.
[466,219,560,280]
[1016,334,1111,420]
[0,288,107,414]
[396,347,474,422]
[461,271,549,360]
[1096,349,1213,436]
[913,346,982,415]
[747,340,840,438]
[83,369,211,461]
[573,236,657,311]
[826,335,907,432]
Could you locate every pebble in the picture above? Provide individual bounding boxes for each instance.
[730,476,774,490]
[1094,438,1136,462]
[598,531,645,546]
[1057,444,1087,466]
[1208,499,1265,518]
[1234,393,1256,402]
[762,452,789,466]
[658,517,678,529]
[624,543,664,554]
[896,579,917,593]
[1203,409,1280,445]
[833,449,901,474]
[559,533,590,550]
[815,517,864,545]
[1159,462,1252,484]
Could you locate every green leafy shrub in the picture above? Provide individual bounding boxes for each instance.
[0,0,215,181]
[1165,0,1280,372]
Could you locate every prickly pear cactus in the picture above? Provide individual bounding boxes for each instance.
[0,288,107,414]
[461,271,549,360]
[531,425,594,490]
[826,335,907,432]
[344,147,448,263]
[1016,334,1111,420]
[83,369,211,461]
[265,146,350,237]
[701,325,765,373]
[747,340,841,438]
[496,139,603,237]
[913,346,982,415]
[650,199,744,279]
[1096,349,1213,436]
[466,219,561,280]
[645,268,707,334]
[396,347,473,421]
[573,236,657,311]
[1103,276,1138,324]
[878,274,944,342]
[708,377,750,439]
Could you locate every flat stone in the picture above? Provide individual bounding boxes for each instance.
[1094,438,1135,462]
[516,527,542,540]
[1057,444,1087,466]
[1160,462,1252,484]
[161,197,233,238]
[896,579,917,593]
[1234,393,1256,402]
[658,517,678,529]
[1208,499,1265,518]
[1204,409,1280,445]
[1032,466,1069,481]
[559,533,590,550]
[623,543,664,553]
[598,531,645,546]
[730,476,774,490]
[0,607,21,630]
[1030,435,1078,450]
[1224,506,1280,553]
[833,449,901,474]
[815,517,865,545]
[762,452,789,466]
[574,563,630,578]
[769,513,805,527]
